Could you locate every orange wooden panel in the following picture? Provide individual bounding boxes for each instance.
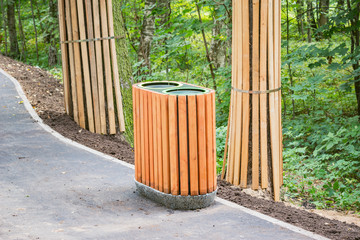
[188,95,199,196]
[161,94,170,194]
[140,90,146,184]
[157,94,163,192]
[212,92,217,189]
[205,93,214,192]
[178,96,189,196]
[152,93,159,190]
[144,91,150,186]
[148,92,154,188]
[169,95,179,195]
[197,94,207,195]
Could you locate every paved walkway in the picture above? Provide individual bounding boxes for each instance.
[0,69,326,240]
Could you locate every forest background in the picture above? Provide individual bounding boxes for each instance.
[0,0,359,213]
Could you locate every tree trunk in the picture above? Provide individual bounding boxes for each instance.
[112,1,135,141]
[195,0,216,90]
[30,0,39,62]
[138,0,156,77]
[348,0,360,117]
[7,0,19,58]
[48,0,58,66]
[319,0,329,27]
[296,0,305,39]
[0,0,7,55]
[16,0,26,61]
[157,0,171,77]
[210,6,226,70]
[306,0,312,43]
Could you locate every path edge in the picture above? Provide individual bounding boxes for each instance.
[0,68,329,240]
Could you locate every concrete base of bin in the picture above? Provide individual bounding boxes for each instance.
[135,180,217,210]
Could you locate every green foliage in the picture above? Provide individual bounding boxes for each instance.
[283,115,360,210]
[216,125,227,174]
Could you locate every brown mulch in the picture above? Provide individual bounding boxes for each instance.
[1,54,359,240]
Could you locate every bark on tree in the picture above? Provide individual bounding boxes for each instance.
[296,0,305,39]
[319,0,329,27]
[0,0,7,55]
[30,0,39,62]
[347,0,360,117]
[210,6,226,70]
[157,0,171,77]
[16,0,26,61]
[7,0,19,58]
[113,1,134,140]
[48,0,58,66]
[306,0,313,43]
[138,0,156,77]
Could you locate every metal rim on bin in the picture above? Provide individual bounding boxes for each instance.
[139,81,183,89]
[163,88,209,95]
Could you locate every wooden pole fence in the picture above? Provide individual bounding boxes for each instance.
[222,0,283,201]
[57,0,125,134]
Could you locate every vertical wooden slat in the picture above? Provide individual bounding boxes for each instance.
[161,94,170,194]
[140,90,146,184]
[169,95,179,195]
[84,0,101,133]
[144,91,150,186]
[178,96,189,196]
[260,0,268,189]
[252,0,260,190]
[205,93,214,192]
[64,0,78,123]
[274,0,282,193]
[227,0,237,184]
[278,0,283,186]
[70,0,85,129]
[133,87,139,181]
[233,0,243,186]
[212,92,217,189]
[92,0,107,134]
[76,0,94,132]
[58,0,71,116]
[240,0,250,188]
[100,0,116,134]
[197,94,207,195]
[148,92,154,188]
[188,95,199,196]
[152,93,159,190]
[107,0,126,132]
[221,107,231,180]
[268,0,280,201]
[157,94,164,192]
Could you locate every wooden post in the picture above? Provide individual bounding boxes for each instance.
[225,0,282,201]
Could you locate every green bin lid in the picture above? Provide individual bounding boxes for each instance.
[164,88,208,95]
[139,81,181,89]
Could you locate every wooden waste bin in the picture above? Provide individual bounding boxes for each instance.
[133,81,217,209]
